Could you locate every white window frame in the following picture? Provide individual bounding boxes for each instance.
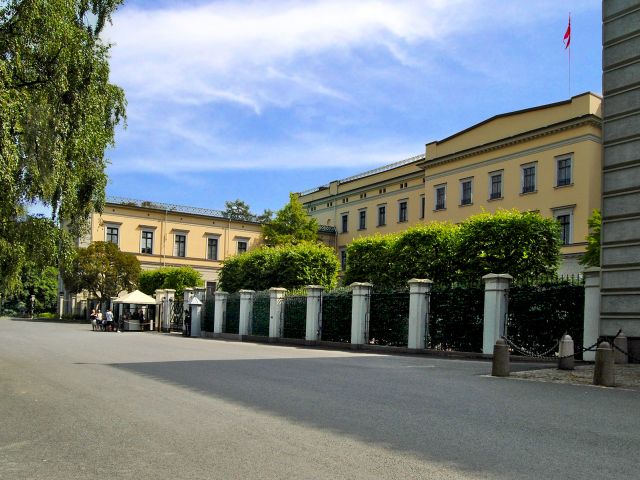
[140,229,154,254]
[174,232,187,257]
[555,154,573,187]
[434,184,447,210]
[488,170,503,200]
[236,238,249,255]
[206,235,220,261]
[358,209,367,230]
[398,199,408,222]
[552,206,574,245]
[377,204,386,226]
[104,223,120,246]
[521,162,537,194]
[460,177,473,206]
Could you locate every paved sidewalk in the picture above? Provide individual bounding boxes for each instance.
[510,364,640,391]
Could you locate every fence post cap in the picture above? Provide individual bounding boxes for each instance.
[268,287,288,292]
[349,282,373,288]
[482,273,513,282]
[598,341,611,349]
[496,338,507,346]
[214,291,229,297]
[306,285,325,290]
[407,278,433,284]
[615,330,626,339]
[238,289,256,294]
[561,334,573,341]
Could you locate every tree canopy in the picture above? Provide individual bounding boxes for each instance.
[61,241,140,305]
[579,209,601,268]
[262,193,318,246]
[0,0,126,291]
[138,266,204,298]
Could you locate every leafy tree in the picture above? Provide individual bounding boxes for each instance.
[61,242,140,306]
[219,242,339,292]
[262,193,318,246]
[0,0,126,291]
[579,209,601,268]
[256,209,274,223]
[2,263,59,315]
[138,266,203,298]
[223,199,254,221]
[343,234,398,288]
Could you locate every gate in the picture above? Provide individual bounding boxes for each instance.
[170,300,184,332]
[224,292,240,334]
[251,291,270,336]
[282,294,306,339]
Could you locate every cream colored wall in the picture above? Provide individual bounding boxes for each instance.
[424,124,602,258]
[91,204,263,283]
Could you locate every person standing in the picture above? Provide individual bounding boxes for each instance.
[183,308,191,337]
[90,309,97,331]
[97,310,104,331]
[105,308,114,332]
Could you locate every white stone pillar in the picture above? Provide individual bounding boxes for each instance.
[154,289,164,331]
[482,274,513,354]
[163,289,176,333]
[269,288,287,338]
[58,293,65,319]
[239,290,255,336]
[194,287,206,303]
[183,287,193,305]
[350,283,372,345]
[189,297,203,337]
[214,291,228,334]
[305,286,324,341]
[408,279,433,349]
[583,268,601,362]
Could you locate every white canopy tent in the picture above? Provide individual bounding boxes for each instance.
[113,290,157,331]
[113,290,156,305]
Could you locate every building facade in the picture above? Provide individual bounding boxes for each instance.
[299,93,603,275]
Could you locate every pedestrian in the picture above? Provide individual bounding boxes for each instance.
[97,310,104,331]
[105,308,115,332]
[184,308,191,337]
[90,309,97,331]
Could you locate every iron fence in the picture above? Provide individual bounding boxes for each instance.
[251,291,270,336]
[170,300,184,332]
[224,292,240,334]
[203,297,215,332]
[321,292,351,343]
[368,292,409,346]
[282,294,306,339]
[429,285,484,352]
[507,282,585,357]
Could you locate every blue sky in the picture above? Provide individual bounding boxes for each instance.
[102,0,602,215]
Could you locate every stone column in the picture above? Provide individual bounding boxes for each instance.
[189,297,203,337]
[269,288,287,338]
[214,291,228,334]
[58,293,65,319]
[482,274,513,354]
[194,287,206,303]
[305,286,324,342]
[583,268,601,361]
[350,283,372,346]
[183,287,194,305]
[239,290,256,336]
[408,279,433,350]
[162,289,176,333]
[154,289,164,331]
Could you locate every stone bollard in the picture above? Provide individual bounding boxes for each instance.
[492,338,510,377]
[613,331,628,365]
[558,334,575,370]
[593,341,615,387]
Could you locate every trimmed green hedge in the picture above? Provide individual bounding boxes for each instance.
[219,242,340,292]
[139,266,203,297]
[344,210,561,288]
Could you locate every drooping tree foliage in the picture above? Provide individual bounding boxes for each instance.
[262,193,318,246]
[344,210,562,288]
[0,0,126,292]
[139,266,204,298]
[61,242,140,306]
[219,242,340,292]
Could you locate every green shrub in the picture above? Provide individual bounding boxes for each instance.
[343,234,398,288]
[139,266,203,297]
[219,242,339,292]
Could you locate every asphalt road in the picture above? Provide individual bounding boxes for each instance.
[1,319,638,480]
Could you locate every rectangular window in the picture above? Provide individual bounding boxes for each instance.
[174,234,186,257]
[460,179,473,205]
[359,210,366,230]
[435,185,446,210]
[489,172,503,199]
[378,206,386,226]
[206,281,217,298]
[420,196,425,219]
[398,201,408,222]
[553,207,574,245]
[522,164,536,193]
[237,240,248,254]
[207,237,219,261]
[340,249,347,271]
[557,156,572,186]
[341,214,348,233]
[106,226,119,245]
[141,230,153,254]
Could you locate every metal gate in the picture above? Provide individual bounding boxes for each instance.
[170,300,184,332]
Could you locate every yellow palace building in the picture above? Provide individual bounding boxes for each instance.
[299,92,603,275]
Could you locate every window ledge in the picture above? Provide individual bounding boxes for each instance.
[487,197,503,202]
[460,202,473,207]
[554,183,574,189]
[433,208,446,212]
[519,190,538,196]
[397,220,408,224]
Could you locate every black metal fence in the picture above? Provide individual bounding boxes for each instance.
[203,297,215,332]
[368,292,409,346]
[507,282,585,357]
[282,294,306,339]
[170,300,184,332]
[321,292,351,343]
[224,292,240,334]
[429,285,484,352]
[251,291,270,336]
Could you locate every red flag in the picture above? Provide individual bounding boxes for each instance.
[563,16,571,49]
